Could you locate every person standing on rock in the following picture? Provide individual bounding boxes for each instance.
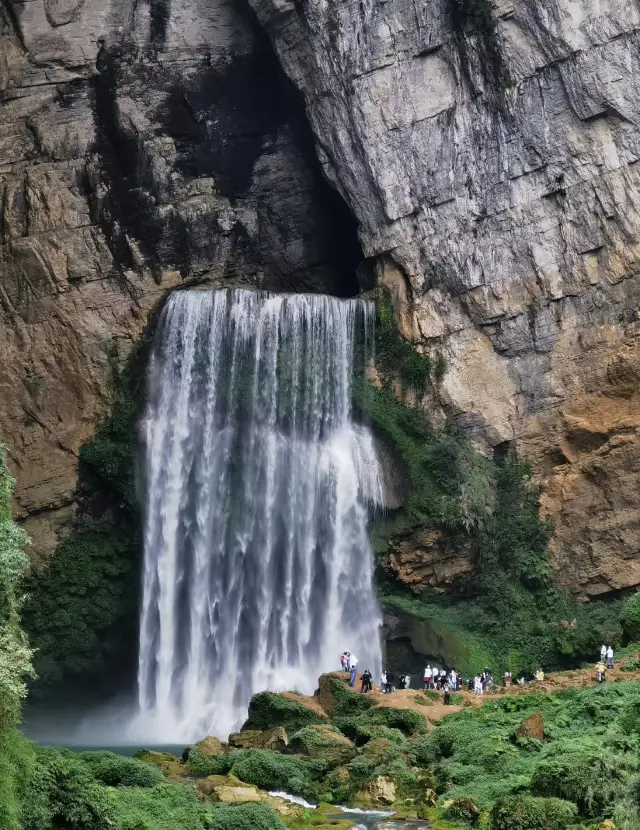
[349,655,358,687]
[607,645,614,669]
[386,670,394,693]
[361,668,372,693]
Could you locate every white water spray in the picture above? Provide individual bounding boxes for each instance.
[135,289,382,742]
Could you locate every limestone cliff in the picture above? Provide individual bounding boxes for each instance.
[249,0,640,598]
[0,0,360,558]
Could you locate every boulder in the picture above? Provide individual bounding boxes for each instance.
[195,736,228,758]
[229,727,288,751]
[513,712,545,742]
[132,749,184,778]
[444,797,481,825]
[357,775,397,805]
[289,724,357,764]
[214,785,262,804]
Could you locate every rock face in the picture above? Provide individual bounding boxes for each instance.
[0,0,361,559]
[513,712,545,742]
[249,0,640,597]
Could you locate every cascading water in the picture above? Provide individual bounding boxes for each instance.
[135,289,383,742]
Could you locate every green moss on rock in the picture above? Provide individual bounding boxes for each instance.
[242,692,325,733]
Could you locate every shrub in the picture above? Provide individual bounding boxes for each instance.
[187,748,234,776]
[108,781,211,830]
[22,528,139,691]
[242,692,323,733]
[78,750,163,787]
[491,794,578,830]
[230,749,322,798]
[209,802,286,830]
[0,729,34,830]
[621,594,640,640]
[22,748,116,830]
[530,747,623,817]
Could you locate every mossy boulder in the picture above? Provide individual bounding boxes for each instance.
[363,706,427,737]
[491,794,578,830]
[229,728,289,752]
[132,749,185,779]
[512,712,544,742]
[444,797,481,826]
[316,674,374,719]
[242,692,324,733]
[289,725,357,765]
[355,775,397,805]
[197,736,228,758]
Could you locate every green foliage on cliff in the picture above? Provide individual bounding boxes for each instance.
[373,293,433,394]
[620,592,640,641]
[359,304,625,675]
[22,527,138,692]
[0,448,34,730]
[23,343,145,698]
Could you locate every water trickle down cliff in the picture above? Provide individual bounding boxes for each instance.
[135,289,382,740]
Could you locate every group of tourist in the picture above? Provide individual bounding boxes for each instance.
[423,665,461,692]
[340,651,360,687]
[596,644,615,682]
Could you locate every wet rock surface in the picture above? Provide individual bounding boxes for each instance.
[249,0,640,597]
[0,0,362,558]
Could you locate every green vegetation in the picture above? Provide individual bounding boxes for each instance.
[208,803,286,830]
[0,446,35,830]
[358,297,624,677]
[620,592,640,640]
[23,342,146,698]
[373,293,433,394]
[22,529,138,690]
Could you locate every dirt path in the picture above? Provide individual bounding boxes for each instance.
[311,653,640,729]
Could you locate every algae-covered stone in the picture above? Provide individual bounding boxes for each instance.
[229,727,288,751]
[214,785,262,804]
[444,797,481,825]
[132,749,185,779]
[356,775,397,805]
[196,736,228,757]
[289,724,357,765]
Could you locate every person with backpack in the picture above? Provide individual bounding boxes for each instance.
[361,668,372,693]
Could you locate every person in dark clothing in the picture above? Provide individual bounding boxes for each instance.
[443,687,451,705]
[361,669,372,693]
[386,671,394,693]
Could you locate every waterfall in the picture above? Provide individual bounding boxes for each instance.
[135,289,383,742]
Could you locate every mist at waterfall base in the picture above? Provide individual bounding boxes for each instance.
[122,288,383,744]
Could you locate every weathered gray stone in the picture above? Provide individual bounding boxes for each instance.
[249,0,640,597]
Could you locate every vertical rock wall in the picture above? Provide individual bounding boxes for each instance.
[248,0,640,598]
[0,0,361,558]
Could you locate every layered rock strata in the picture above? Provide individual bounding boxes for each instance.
[250,0,640,597]
[0,0,360,558]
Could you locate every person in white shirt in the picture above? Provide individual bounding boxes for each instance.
[606,646,614,668]
[600,644,607,661]
[474,675,483,696]
[424,665,433,690]
[381,671,387,693]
